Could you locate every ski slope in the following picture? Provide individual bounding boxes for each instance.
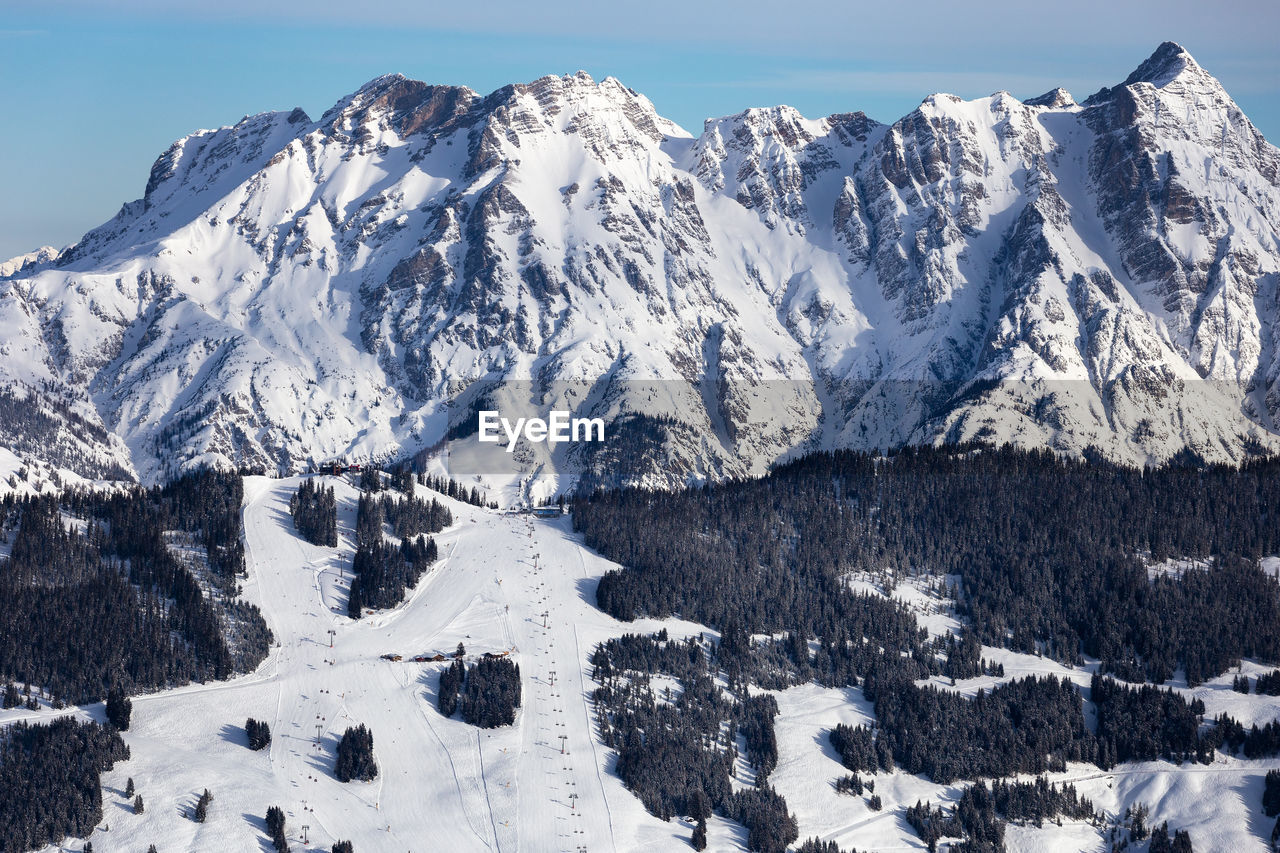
[20,476,725,852]
[5,474,1279,852]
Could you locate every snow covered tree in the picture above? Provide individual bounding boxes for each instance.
[133,794,144,814]
[0,717,127,853]
[438,659,464,718]
[359,467,382,492]
[460,657,521,728]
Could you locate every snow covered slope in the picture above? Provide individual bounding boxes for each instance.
[4,477,1276,852]
[0,476,736,852]
[3,43,1280,490]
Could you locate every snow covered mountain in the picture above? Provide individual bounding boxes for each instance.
[3,42,1279,490]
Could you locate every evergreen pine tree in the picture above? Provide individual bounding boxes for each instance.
[266,805,288,852]
[1150,822,1171,853]
[246,718,272,751]
[105,687,132,730]
[194,789,212,822]
[1264,769,1280,817]
[691,817,707,850]
[347,581,362,619]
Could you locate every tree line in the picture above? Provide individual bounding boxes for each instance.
[907,777,1099,853]
[575,445,1280,688]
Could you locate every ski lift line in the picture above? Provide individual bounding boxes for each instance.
[475,729,504,852]
[572,621,619,852]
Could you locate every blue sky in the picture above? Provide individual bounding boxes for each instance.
[2,0,1278,260]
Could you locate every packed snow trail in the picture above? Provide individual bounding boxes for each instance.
[33,476,699,852]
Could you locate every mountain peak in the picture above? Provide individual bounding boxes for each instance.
[1121,41,1200,88]
[324,74,478,137]
[355,72,411,94]
[1024,88,1076,109]
[1084,41,1223,106]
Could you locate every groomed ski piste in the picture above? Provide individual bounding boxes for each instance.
[4,475,1280,852]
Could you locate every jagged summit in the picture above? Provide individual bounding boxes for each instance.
[1024,88,1076,109]
[1121,40,1199,88]
[322,74,477,136]
[1084,41,1225,106]
[3,45,1279,493]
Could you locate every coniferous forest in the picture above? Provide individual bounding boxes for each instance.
[436,654,522,728]
[0,470,275,853]
[346,488,445,617]
[573,445,1280,850]
[459,656,521,728]
[904,777,1097,853]
[590,629,793,849]
[577,445,1280,688]
[290,479,337,546]
[0,717,129,853]
[0,469,272,705]
[335,724,378,782]
[0,445,1276,851]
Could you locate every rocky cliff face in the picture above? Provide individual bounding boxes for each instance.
[2,43,1278,492]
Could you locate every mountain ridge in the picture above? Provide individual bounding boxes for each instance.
[3,42,1279,496]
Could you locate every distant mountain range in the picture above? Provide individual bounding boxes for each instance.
[3,42,1279,493]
